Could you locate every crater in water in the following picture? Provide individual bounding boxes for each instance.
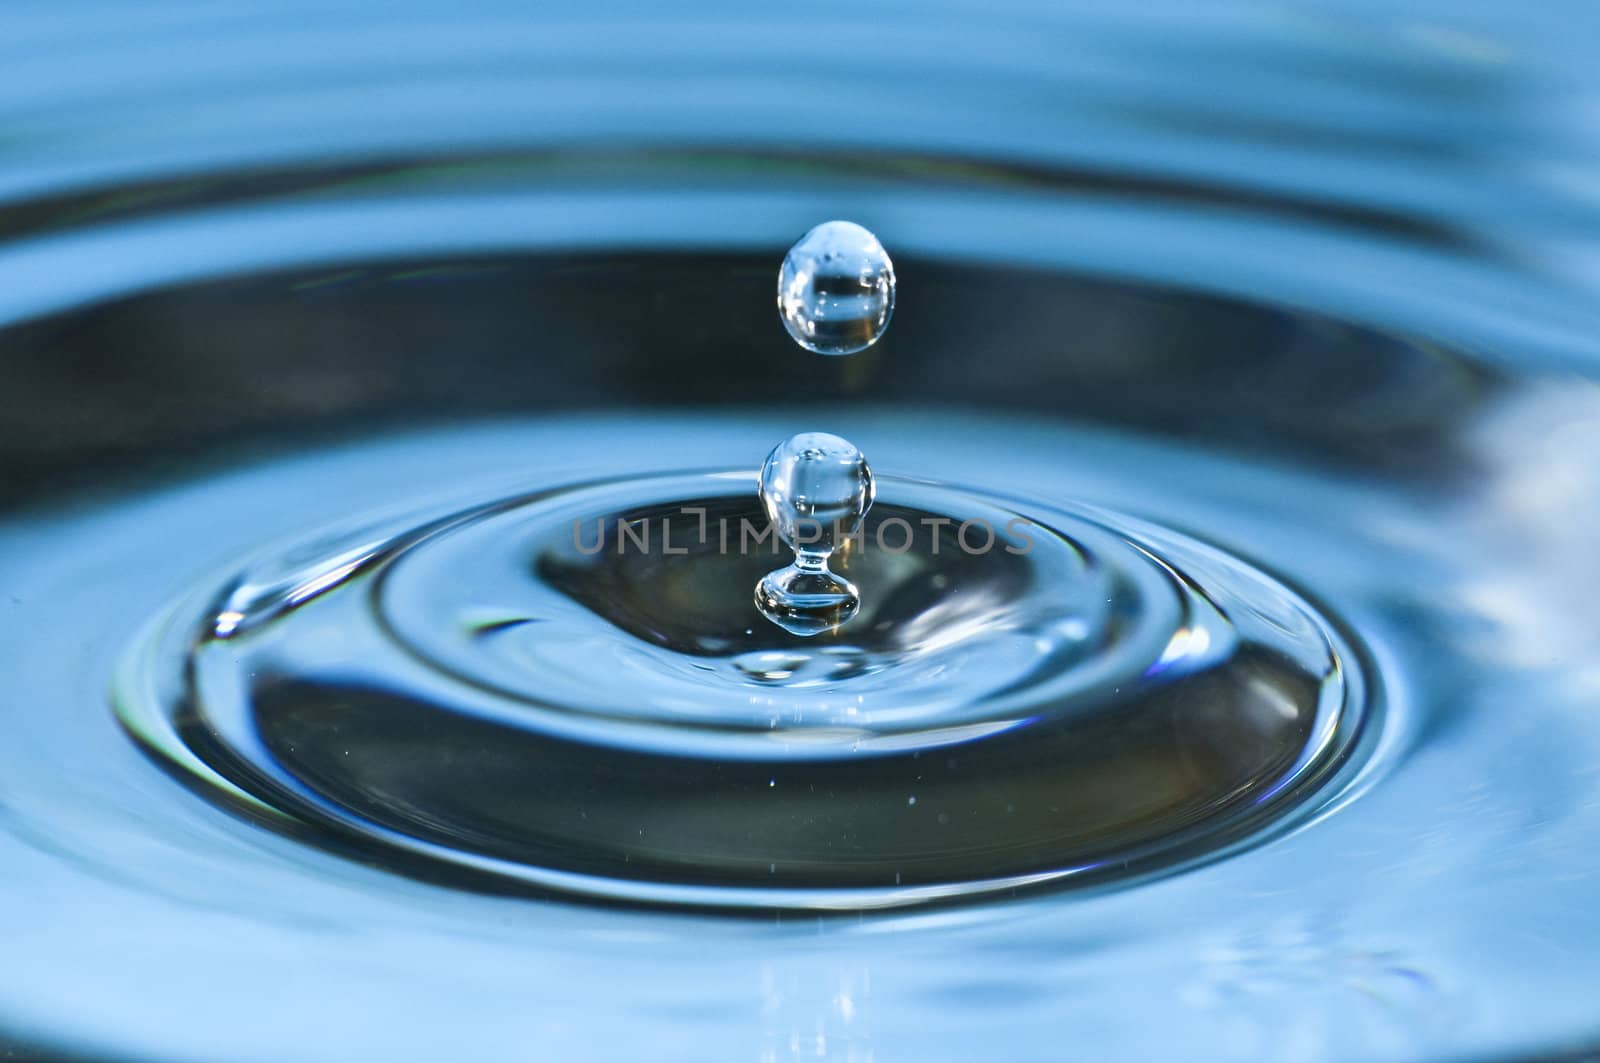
[116,461,1369,908]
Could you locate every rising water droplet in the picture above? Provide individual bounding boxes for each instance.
[777,220,895,355]
[755,431,875,636]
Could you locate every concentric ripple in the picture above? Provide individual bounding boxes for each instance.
[116,468,1368,909]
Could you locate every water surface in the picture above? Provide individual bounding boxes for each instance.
[2,3,1600,1061]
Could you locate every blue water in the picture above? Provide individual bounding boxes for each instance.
[2,3,1600,1061]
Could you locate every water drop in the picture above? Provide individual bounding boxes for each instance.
[777,220,895,355]
[755,432,875,636]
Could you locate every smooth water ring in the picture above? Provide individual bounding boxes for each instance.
[116,470,1373,909]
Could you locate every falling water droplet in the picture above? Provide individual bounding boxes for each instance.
[754,431,875,636]
[777,220,895,356]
